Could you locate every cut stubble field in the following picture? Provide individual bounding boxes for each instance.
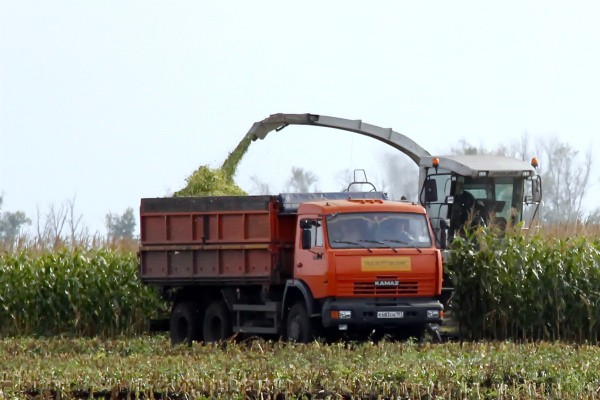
[2,336,600,399]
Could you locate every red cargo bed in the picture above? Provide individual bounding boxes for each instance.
[139,196,295,285]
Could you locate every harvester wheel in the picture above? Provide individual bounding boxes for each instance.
[203,300,233,343]
[170,301,202,346]
[285,302,313,343]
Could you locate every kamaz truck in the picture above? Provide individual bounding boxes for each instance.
[139,191,444,345]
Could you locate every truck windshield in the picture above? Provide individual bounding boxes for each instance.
[326,212,432,249]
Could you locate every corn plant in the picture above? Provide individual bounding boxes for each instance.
[0,248,162,337]
[447,227,600,342]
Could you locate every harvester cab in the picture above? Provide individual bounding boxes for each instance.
[419,154,542,250]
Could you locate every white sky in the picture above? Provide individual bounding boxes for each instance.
[1,1,600,235]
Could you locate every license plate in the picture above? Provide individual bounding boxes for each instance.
[377,311,404,319]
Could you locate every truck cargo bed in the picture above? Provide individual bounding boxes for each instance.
[139,196,295,285]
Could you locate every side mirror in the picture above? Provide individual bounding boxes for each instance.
[301,229,312,250]
[423,179,438,203]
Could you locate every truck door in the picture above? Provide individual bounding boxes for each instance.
[296,217,329,299]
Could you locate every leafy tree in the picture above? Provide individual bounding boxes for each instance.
[536,137,593,223]
[380,153,418,201]
[248,175,271,195]
[106,207,136,240]
[33,197,91,249]
[0,195,31,244]
[451,139,481,155]
[286,167,319,192]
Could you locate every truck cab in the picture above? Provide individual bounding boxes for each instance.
[280,194,443,341]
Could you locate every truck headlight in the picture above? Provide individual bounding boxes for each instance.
[427,310,441,319]
[331,310,352,320]
[339,310,352,319]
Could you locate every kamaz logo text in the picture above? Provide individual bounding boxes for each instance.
[374,280,399,287]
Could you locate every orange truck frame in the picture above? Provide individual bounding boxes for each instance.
[139,191,444,344]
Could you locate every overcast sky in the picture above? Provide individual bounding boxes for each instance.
[2,1,600,235]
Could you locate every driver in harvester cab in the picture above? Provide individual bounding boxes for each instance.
[450,191,486,238]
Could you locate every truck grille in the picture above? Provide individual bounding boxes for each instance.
[353,280,419,295]
[336,274,436,297]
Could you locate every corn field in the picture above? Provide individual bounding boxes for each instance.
[2,232,600,398]
[2,229,600,342]
[0,248,162,337]
[448,228,600,342]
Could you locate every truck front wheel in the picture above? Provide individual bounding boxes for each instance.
[203,300,233,343]
[286,302,313,343]
[170,301,202,346]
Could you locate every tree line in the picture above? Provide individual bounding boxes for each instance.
[0,195,135,250]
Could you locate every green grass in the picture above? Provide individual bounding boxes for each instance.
[1,336,600,399]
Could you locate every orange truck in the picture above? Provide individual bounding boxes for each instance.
[139,191,444,344]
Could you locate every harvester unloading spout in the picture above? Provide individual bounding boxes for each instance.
[246,112,541,240]
[246,113,431,165]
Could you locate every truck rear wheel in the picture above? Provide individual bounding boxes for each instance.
[286,302,313,343]
[203,300,233,343]
[170,301,202,346]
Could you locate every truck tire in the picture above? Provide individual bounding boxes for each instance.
[285,302,313,343]
[203,300,233,343]
[170,301,202,346]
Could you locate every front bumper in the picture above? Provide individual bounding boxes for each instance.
[321,297,443,329]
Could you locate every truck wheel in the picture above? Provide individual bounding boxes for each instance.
[203,300,232,343]
[170,301,202,346]
[286,302,313,343]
